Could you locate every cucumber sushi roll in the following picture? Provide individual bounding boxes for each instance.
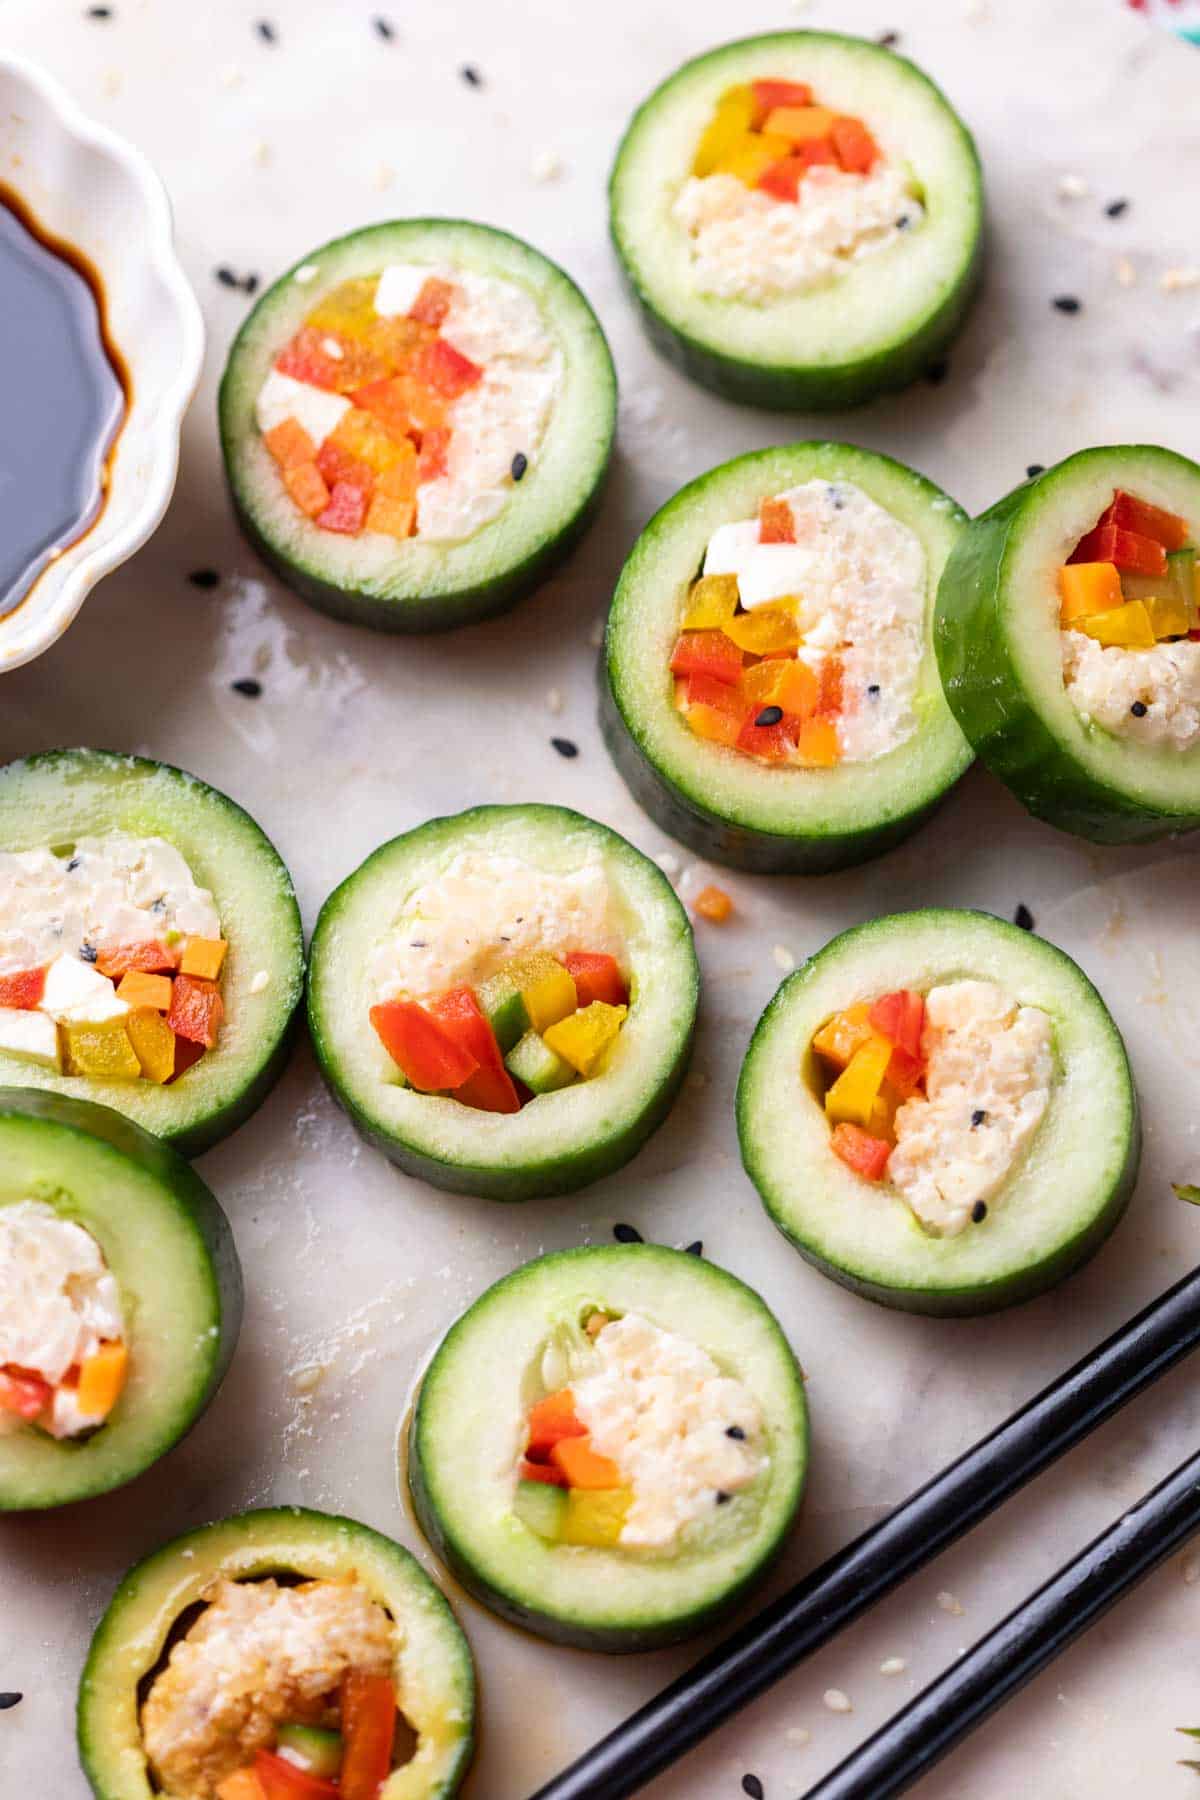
[603,443,972,874]
[0,1089,240,1511]
[0,750,303,1157]
[609,32,982,408]
[220,220,616,631]
[78,1507,476,1800]
[308,805,697,1201]
[937,445,1200,843]
[738,909,1139,1316]
[409,1244,807,1651]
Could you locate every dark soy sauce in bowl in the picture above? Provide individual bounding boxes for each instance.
[0,184,128,619]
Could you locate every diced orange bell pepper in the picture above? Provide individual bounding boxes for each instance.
[670,630,744,687]
[757,143,837,201]
[795,715,840,765]
[339,1671,397,1800]
[166,975,225,1049]
[263,417,317,471]
[1101,490,1189,551]
[1058,561,1123,624]
[0,1366,51,1420]
[527,1389,587,1458]
[283,462,332,519]
[683,693,742,746]
[751,78,813,122]
[740,660,791,710]
[763,104,838,142]
[868,989,925,1060]
[411,337,483,398]
[350,376,421,441]
[365,493,416,539]
[409,276,454,328]
[216,1770,267,1800]
[274,327,344,391]
[831,1121,892,1181]
[369,999,478,1091]
[1069,523,1167,577]
[520,1457,569,1486]
[417,425,452,482]
[95,940,179,979]
[551,1435,623,1489]
[76,1341,128,1417]
[830,115,879,174]
[773,659,820,720]
[253,1752,339,1800]
[812,1004,875,1071]
[0,967,46,1009]
[816,655,844,717]
[430,986,520,1114]
[562,952,629,1008]
[317,481,371,535]
[326,407,413,477]
[116,970,173,1011]
[885,1045,924,1099]
[180,937,228,981]
[759,496,795,543]
[693,885,733,923]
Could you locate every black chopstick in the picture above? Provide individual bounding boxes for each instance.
[528,1263,1200,1800]
[805,1444,1200,1798]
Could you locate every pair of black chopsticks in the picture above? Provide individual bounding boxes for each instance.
[528,1264,1200,1800]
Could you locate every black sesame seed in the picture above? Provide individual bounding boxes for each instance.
[972,1201,988,1223]
[373,15,395,39]
[1026,464,1045,479]
[755,706,784,728]
[1052,295,1082,315]
[1014,903,1035,931]
[684,1239,703,1257]
[79,943,98,964]
[867,683,881,698]
[0,1693,22,1710]
[971,1109,987,1128]
[613,1222,643,1244]
[726,1424,746,1440]
[241,273,259,296]
[232,678,262,698]
[85,4,112,15]
[925,357,949,386]
[895,214,911,230]
[1105,198,1129,219]
[876,29,900,47]
[187,568,220,590]
[66,858,80,873]
[460,63,483,87]
[742,1775,765,1800]
[551,737,578,759]
[511,451,528,482]
[716,1490,732,1505]
[215,266,239,289]
[255,19,277,42]
[1130,700,1148,717]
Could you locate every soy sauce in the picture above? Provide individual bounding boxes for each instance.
[0,185,128,619]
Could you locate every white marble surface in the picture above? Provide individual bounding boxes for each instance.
[3,2,1200,1796]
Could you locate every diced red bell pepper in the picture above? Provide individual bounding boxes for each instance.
[430,986,520,1114]
[168,1036,205,1084]
[0,1367,52,1420]
[885,1044,924,1099]
[831,1122,891,1181]
[411,337,483,399]
[757,158,806,203]
[166,975,225,1050]
[868,989,925,1060]
[317,481,371,536]
[815,655,844,718]
[520,1457,569,1486]
[736,708,802,760]
[681,671,746,719]
[562,952,629,1008]
[349,377,420,443]
[95,940,179,979]
[417,425,452,482]
[339,1671,397,1800]
[409,276,454,328]
[274,327,343,391]
[751,78,813,122]
[830,115,879,174]
[669,630,743,687]
[759,496,796,543]
[369,999,478,1092]
[1100,490,1189,551]
[1069,523,1167,577]
[253,1751,340,1800]
[0,966,46,1009]
[314,440,375,495]
[527,1389,587,1458]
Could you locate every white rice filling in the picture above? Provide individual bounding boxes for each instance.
[887,980,1056,1238]
[672,163,923,304]
[0,1200,124,1438]
[1062,629,1200,751]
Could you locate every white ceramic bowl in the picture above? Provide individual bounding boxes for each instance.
[0,55,204,672]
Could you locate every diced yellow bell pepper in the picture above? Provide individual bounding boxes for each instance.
[762,104,837,142]
[683,573,739,630]
[180,937,228,981]
[116,970,173,1011]
[692,85,757,177]
[76,1341,128,1417]
[544,1001,628,1077]
[824,1035,893,1128]
[740,660,790,709]
[811,1002,874,1071]
[521,964,578,1034]
[1146,592,1191,640]
[327,408,410,477]
[562,1487,633,1547]
[303,275,381,341]
[1058,561,1123,625]
[126,1010,177,1085]
[63,1020,141,1081]
[724,605,800,655]
[1077,599,1156,649]
[711,130,794,187]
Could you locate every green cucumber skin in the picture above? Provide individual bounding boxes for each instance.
[224,454,611,636]
[935,476,1200,844]
[167,1008,299,1160]
[310,993,693,1202]
[0,1090,243,1510]
[599,660,947,874]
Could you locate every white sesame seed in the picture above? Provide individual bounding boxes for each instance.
[321,337,345,360]
[589,619,605,647]
[1056,173,1090,201]
[786,1726,811,1745]
[289,1363,325,1395]
[546,687,564,715]
[937,1590,965,1616]
[101,68,122,97]
[221,63,245,89]
[374,162,396,191]
[293,263,320,286]
[880,1657,907,1676]
[773,945,796,972]
[823,1689,852,1713]
[250,970,270,995]
[1183,1553,1200,1585]
[253,139,272,167]
[1115,256,1137,289]
[532,149,564,183]
[1161,268,1200,294]
[655,851,682,878]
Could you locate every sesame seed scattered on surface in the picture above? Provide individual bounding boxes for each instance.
[1116,256,1137,288]
[1057,173,1089,200]
[232,678,262,698]
[742,1777,765,1800]
[1161,268,1200,294]
[373,15,395,39]
[876,29,900,46]
[187,568,220,589]
[1014,903,1035,931]
[613,1222,643,1244]
[0,1694,22,1710]
[1105,198,1129,219]
[546,687,564,715]
[654,850,682,878]
[823,1689,853,1713]
[786,1726,811,1745]
[253,140,272,167]
[937,1590,965,1616]
[215,266,239,288]
[101,68,122,96]
[374,163,396,191]
[460,64,483,87]
[532,149,564,183]
[221,63,245,88]
[684,1240,703,1257]
[880,1657,907,1676]
[1026,464,1045,478]
[1052,295,1082,314]
[85,4,112,16]
[971,1109,987,1128]
[255,19,277,42]
[773,945,796,973]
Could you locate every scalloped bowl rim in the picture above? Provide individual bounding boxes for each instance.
[0,55,204,673]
